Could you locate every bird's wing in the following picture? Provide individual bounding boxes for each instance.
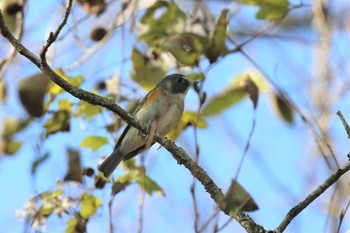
[114,86,162,149]
[133,86,162,114]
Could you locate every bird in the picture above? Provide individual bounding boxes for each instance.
[98,73,192,179]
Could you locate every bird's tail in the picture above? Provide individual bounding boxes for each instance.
[98,150,123,178]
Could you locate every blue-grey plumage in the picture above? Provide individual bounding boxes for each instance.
[98,74,191,178]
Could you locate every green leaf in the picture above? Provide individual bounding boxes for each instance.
[4,140,22,155]
[75,100,101,120]
[111,180,132,196]
[2,117,29,139]
[220,179,258,213]
[205,9,229,63]
[273,94,294,124]
[162,33,208,66]
[44,110,71,136]
[136,175,165,196]
[31,153,50,174]
[202,71,269,116]
[0,0,18,32]
[202,86,246,117]
[1,117,30,156]
[40,190,63,199]
[134,167,165,196]
[241,0,290,20]
[130,48,167,90]
[168,111,208,141]
[0,79,7,102]
[81,136,108,151]
[140,1,169,24]
[187,73,206,83]
[65,215,87,233]
[139,2,187,45]
[58,99,73,112]
[39,190,63,216]
[80,194,101,219]
[48,70,84,98]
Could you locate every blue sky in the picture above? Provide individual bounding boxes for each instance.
[0,0,349,233]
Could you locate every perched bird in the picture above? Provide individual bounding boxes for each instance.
[98,74,192,178]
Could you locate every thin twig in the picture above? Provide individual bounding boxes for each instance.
[276,161,350,232]
[216,217,233,232]
[198,207,220,232]
[137,182,145,233]
[238,46,339,169]
[336,111,350,138]
[108,197,115,233]
[234,110,257,181]
[226,12,339,170]
[191,95,203,233]
[323,182,339,232]
[336,197,350,233]
[62,0,139,72]
[39,0,73,60]
[0,0,26,79]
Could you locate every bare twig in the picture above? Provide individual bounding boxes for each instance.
[108,197,115,233]
[336,111,350,138]
[137,182,145,233]
[336,197,350,233]
[276,161,350,232]
[39,0,73,61]
[191,121,201,233]
[62,0,139,72]
[323,183,339,232]
[234,110,257,181]
[0,0,26,79]
[216,217,233,232]
[198,207,220,232]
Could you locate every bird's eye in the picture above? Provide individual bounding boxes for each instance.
[177,77,183,84]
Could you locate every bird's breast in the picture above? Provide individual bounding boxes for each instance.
[155,92,184,135]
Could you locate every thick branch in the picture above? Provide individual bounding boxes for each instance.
[276,161,350,232]
[0,9,266,233]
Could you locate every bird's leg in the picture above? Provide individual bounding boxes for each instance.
[138,123,151,140]
[145,119,158,150]
[138,116,159,141]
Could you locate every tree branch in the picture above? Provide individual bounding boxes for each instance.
[276,161,350,232]
[2,4,349,233]
[0,9,266,233]
[336,111,350,138]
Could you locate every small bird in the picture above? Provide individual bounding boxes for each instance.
[98,74,192,178]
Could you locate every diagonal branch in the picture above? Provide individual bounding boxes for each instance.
[0,9,266,233]
[276,161,350,232]
[2,4,349,233]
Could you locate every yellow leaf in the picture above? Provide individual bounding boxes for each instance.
[167,111,207,140]
[44,110,70,136]
[80,194,101,219]
[80,136,108,151]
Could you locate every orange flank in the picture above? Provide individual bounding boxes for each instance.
[141,87,162,108]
